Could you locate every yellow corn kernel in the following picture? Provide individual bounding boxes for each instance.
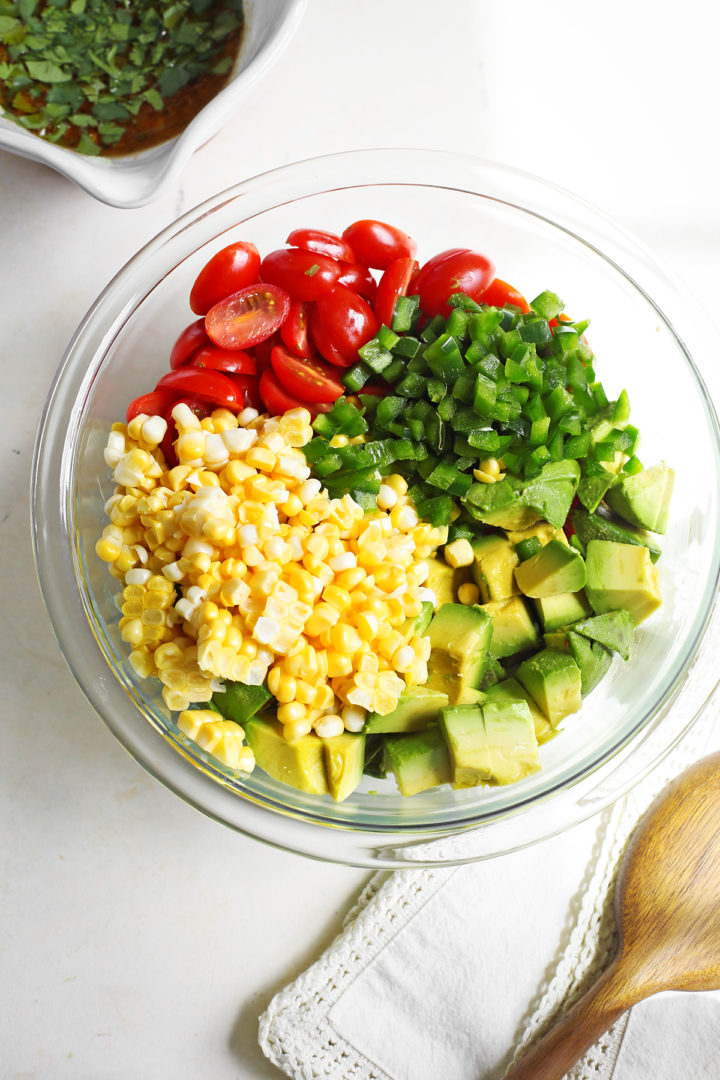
[277,701,307,724]
[323,585,352,614]
[283,718,313,740]
[280,493,304,518]
[330,623,363,655]
[326,651,353,678]
[444,538,474,568]
[245,445,276,472]
[334,566,366,592]
[457,582,480,605]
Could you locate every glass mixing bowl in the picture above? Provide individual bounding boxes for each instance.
[31,149,720,866]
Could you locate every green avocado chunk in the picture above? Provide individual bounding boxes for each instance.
[571,505,662,563]
[211,681,272,724]
[365,686,449,734]
[426,557,472,606]
[585,540,662,625]
[485,676,554,745]
[440,701,540,787]
[426,603,493,703]
[605,465,674,534]
[516,648,583,727]
[572,609,635,661]
[470,534,520,602]
[514,539,587,598]
[244,717,328,795]
[479,595,539,658]
[322,731,365,802]
[533,589,593,631]
[384,725,451,796]
[565,630,613,694]
[476,653,506,691]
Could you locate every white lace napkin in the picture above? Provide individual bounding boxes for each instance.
[260,686,720,1080]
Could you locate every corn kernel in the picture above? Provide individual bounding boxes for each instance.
[457,582,480,605]
[444,538,474,568]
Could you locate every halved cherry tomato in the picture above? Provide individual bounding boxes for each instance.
[412,248,469,297]
[252,329,283,371]
[280,300,313,358]
[160,396,211,466]
[374,257,418,328]
[126,388,178,423]
[286,228,355,263]
[270,344,344,404]
[227,373,263,411]
[155,368,242,409]
[259,368,332,417]
[190,345,256,375]
[480,277,530,313]
[260,248,341,301]
[337,260,377,301]
[341,219,417,269]
[417,249,495,317]
[170,319,210,369]
[189,241,261,316]
[312,284,377,367]
[205,283,290,350]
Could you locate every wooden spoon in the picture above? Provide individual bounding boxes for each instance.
[503,750,720,1080]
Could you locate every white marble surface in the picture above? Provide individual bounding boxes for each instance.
[2,1,719,1077]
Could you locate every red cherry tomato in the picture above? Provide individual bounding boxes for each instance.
[309,313,352,368]
[205,283,290,350]
[259,368,332,417]
[417,249,495,317]
[337,261,377,301]
[280,300,313,358]
[189,241,261,316]
[160,396,211,466]
[286,228,355,263]
[480,277,530,313]
[412,248,469,297]
[169,319,209,369]
[270,344,345,404]
[341,219,417,270]
[312,284,378,367]
[155,368,242,410]
[374,257,418,328]
[260,248,341,302]
[126,388,178,423]
[189,345,256,375]
[252,329,283,371]
[227,374,263,411]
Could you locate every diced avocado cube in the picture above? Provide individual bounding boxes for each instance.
[425,556,472,606]
[454,686,487,705]
[322,731,365,802]
[585,540,662,625]
[476,653,505,691]
[572,609,635,661]
[571,505,662,563]
[211,681,272,724]
[244,718,328,795]
[482,700,541,785]
[365,686,448,734]
[440,702,540,787]
[479,595,539,658]
[533,588,593,631]
[470,534,520,602]
[384,725,451,796]
[517,648,582,727]
[426,604,493,702]
[485,676,554,745]
[505,521,565,548]
[605,464,674,534]
[439,704,490,787]
[565,631,613,695]
[404,600,435,639]
[514,539,586,597]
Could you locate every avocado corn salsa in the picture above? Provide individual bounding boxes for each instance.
[96,222,674,802]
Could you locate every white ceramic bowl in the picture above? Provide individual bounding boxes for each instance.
[0,0,306,208]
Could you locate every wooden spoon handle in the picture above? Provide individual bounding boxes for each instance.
[503,959,632,1080]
